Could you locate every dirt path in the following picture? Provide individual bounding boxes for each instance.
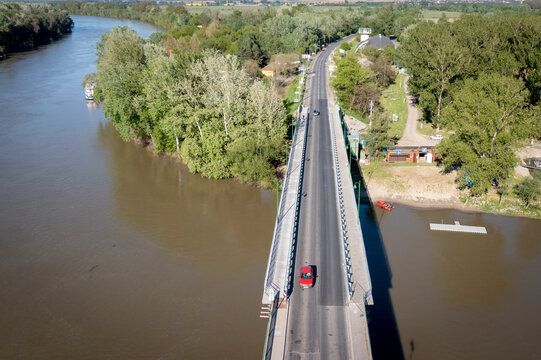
[398,75,439,147]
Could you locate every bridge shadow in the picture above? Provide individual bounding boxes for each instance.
[346,131,405,359]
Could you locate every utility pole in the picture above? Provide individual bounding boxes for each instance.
[369,100,374,128]
[276,180,281,216]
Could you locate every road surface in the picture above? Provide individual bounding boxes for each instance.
[284,41,352,360]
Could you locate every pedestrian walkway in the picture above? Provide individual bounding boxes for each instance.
[262,67,313,304]
[327,67,373,306]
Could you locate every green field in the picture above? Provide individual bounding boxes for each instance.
[380,73,407,139]
[185,5,264,13]
[284,73,303,117]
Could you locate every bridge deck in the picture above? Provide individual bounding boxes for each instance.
[262,103,308,304]
[263,37,373,360]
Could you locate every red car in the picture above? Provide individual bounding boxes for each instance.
[299,265,315,288]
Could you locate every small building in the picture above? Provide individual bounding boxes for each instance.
[358,28,372,43]
[366,34,394,49]
[261,64,276,78]
[261,62,299,79]
[386,146,438,164]
[355,33,394,53]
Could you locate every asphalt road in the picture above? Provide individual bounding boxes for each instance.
[284,39,352,359]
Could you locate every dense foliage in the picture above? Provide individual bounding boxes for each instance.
[514,176,541,208]
[332,44,395,116]
[72,2,413,186]
[94,27,287,187]
[0,2,73,59]
[398,13,541,195]
[55,2,420,66]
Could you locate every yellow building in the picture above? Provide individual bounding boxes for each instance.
[261,64,276,78]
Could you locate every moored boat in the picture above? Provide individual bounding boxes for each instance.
[84,85,94,100]
[377,200,395,211]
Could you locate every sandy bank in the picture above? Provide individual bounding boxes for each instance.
[362,165,472,209]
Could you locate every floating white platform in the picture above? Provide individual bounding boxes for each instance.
[430,221,487,234]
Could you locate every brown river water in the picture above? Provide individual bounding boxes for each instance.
[1,15,540,360]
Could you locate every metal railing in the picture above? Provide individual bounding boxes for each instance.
[262,293,281,360]
[283,111,308,298]
[263,71,307,302]
[329,109,355,300]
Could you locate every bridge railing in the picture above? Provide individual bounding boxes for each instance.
[263,71,307,302]
[262,292,281,360]
[329,106,355,300]
[284,109,308,298]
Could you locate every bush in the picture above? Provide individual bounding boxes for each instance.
[514,176,541,208]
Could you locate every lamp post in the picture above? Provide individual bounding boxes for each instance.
[349,143,352,168]
[369,100,374,128]
[354,181,361,224]
[276,180,282,216]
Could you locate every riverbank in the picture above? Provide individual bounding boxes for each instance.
[360,161,541,219]
[0,3,73,61]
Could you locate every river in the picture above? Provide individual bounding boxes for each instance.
[0,15,540,360]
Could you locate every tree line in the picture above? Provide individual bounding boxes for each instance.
[92,27,287,188]
[0,2,73,59]
[397,13,541,196]
[332,40,397,158]
[55,2,420,68]
[73,2,417,187]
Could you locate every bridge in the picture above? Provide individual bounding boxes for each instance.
[261,36,374,359]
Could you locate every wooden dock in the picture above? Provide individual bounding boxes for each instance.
[429,221,487,234]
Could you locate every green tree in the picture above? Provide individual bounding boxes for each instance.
[237,32,268,66]
[398,22,467,129]
[514,177,540,208]
[332,55,375,112]
[366,114,395,158]
[339,41,352,52]
[439,73,531,195]
[94,27,147,140]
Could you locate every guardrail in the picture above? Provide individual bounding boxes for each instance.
[283,109,308,298]
[329,107,355,300]
[262,293,281,360]
[263,70,307,302]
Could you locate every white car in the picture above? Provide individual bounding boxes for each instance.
[430,134,443,140]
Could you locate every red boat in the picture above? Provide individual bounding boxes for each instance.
[377,200,395,211]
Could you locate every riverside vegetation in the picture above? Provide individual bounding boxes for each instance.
[0,2,73,59]
[397,13,541,202]
[331,10,540,214]
[78,2,424,187]
[46,1,541,205]
[91,28,286,188]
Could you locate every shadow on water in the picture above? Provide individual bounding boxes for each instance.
[345,125,405,359]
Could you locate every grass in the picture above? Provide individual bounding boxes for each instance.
[359,160,390,181]
[416,120,453,138]
[460,195,541,219]
[458,173,541,219]
[284,73,303,117]
[380,73,408,139]
[339,100,369,124]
